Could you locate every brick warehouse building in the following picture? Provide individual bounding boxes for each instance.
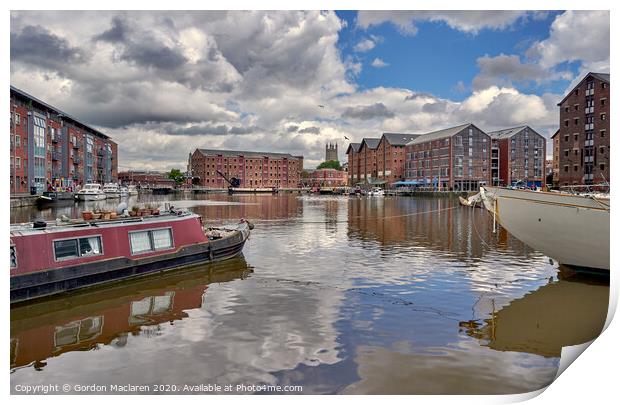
[556,72,610,186]
[551,129,560,187]
[404,123,492,191]
[189,148,303,188]
[308,168,348,188]
[376,133,420,185]
[346,137,380,186]
[488,126,546,187]
[10,86,117,195]
[118,170,177,188]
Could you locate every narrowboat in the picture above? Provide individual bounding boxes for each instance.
[75,183,106,201]
[10,210,252,303]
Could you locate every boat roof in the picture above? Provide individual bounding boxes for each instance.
[10,211,198,236]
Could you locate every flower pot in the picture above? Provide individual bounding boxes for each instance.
[141,210,150,217]
[92,213,102,220]
[151,209,160,216]
[82,211,93,220]
[129,211,137,217]
[103,212,111,220]
[110,212,118,219]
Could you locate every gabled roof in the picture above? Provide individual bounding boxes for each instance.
[345,142,361,154]
[361,138,381,149]
[406,123,472,146]
[196,148,302,160]
[487,126,528,140]
[550,129,560,139]
[382,132,421,146]
[557,72,610,106]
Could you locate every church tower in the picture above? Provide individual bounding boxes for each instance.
[325,142,338,162]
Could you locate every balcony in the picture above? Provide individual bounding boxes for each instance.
[52,151,62,161]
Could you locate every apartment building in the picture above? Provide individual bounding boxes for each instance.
[10,86,117,195]
[556,72,610,186]
[404,123,492,191]
[189,148,303,188]
[488,126,546,187]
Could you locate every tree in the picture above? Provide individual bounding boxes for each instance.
[317,160,341,170]
[168,168,185,185]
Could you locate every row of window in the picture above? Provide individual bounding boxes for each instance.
[50,228,174,262]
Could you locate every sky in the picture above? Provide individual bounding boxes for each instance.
[9,10,610,170]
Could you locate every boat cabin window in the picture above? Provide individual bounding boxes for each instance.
[10,246,17,268]
[129,228,173,255]
[54,236,103,261]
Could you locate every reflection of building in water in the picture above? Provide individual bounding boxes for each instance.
[460,278,609,357]
[10,258,251,369]
[347,197,532,261]
[193,194,302,222]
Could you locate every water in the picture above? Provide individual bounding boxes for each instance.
[10,194,609,394]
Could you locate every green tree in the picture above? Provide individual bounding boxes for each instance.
[168,168,185,185]
[316,160,341,170]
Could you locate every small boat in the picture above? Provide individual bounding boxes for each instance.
[36,191,75,208]
[127,185,139,196]
[75,184,106,201]
[228,187,277,194]
[319,187,334,195]
[479,186,609,271]
[367,187,385,197]
[10,210,252,303]
[120,187,129,197]
[103,183,121,199]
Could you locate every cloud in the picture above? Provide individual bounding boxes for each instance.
[161,123,260,136]
[472,53,572,90]
[353,35,383,52]
[342,103,395,120]
[527,11,610,69]
[298,126,321,134]
[357,11,529,35]
[10,25,89,70]
[371,58,389,68]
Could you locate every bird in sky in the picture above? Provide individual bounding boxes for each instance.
[318,105,325,108]
[344,136,349,140]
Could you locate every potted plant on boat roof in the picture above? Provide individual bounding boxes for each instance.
[82,209,93,220]
[141,204,152,217]
[130,205,140,217]
[91,204,102,219]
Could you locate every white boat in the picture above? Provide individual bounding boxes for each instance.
[367,187,385,197]
[479,186,609,271]
[75,184,106,201]
[102,183,121,199]
[127,185,139,195]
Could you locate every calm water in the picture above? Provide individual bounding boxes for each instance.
[10,194,609,394]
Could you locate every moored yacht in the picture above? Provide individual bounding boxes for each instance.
[479,186,609,271]
[75,184,106,201]
[366,187,385,197]
[10,210,252,303]
[103,183,121,199]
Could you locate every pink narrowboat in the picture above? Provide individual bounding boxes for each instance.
[10,210,252,303]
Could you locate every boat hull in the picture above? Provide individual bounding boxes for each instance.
[10,223,249,304]
[75,193,106,201]
[482,187,609,270]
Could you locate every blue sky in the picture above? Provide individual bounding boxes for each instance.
[335,11,568,100]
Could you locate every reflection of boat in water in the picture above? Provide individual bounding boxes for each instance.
[459,274,609,358]
[10,210,252,303]
[10,257,252,370]
[480,187,609,271]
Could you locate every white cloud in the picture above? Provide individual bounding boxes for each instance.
[371,58,389,68]
[527,11,610,69]
[353,38,375,52]
[357,11,529,35]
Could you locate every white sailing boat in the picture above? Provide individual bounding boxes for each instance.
[479,187,609,271]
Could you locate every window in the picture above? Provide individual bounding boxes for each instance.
[601,113,606,121]
[15,135,20,147]
[54,236,102,261]
[602,82,607,89]
[601,98,606,106]
[574,104,579,111]
[574,118,579,125]
[601,130,606,138]
[564,120,569,127]
[10,246,17,268]
[564,106,569,113]
[564,134,569,142]
[16,157,21,168]
[600,164,606,171]
[564,165,569,172]
[129,228,173,255]
[600,146,605,154]
[14,113,20,125]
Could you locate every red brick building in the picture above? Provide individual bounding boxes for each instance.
[556,72,610,186]
[345,138,382,186]
[488,126,546,187]
[118,171,177,188]
[189,148,303,188]
[376,133,420,184]
[10,86,117,195]
[551,129,560,187]
[405,123,492,191]
[308,168,348,187]
[345,142,362,186]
